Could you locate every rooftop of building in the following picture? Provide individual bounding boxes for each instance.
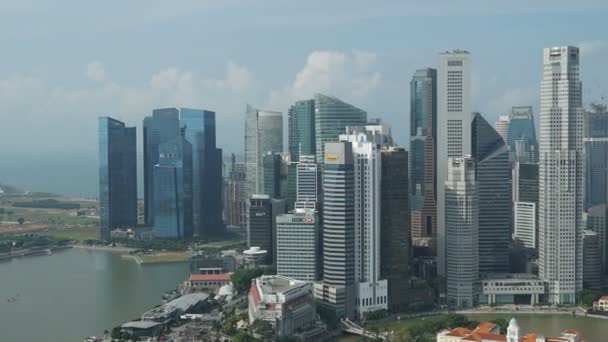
[481,273,540,280]
[440,319,585,342]
[190,273,231,282]
[256,275,306,295]
[121,321,164,330]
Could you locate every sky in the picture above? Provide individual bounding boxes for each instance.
[1,0,608,196]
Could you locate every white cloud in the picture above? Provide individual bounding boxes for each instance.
[0,61,256,153]
[85,61,107,82]
[268,50,381,110]
[578,40,608,57]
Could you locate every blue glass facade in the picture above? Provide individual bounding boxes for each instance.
[143,108,180,226]
[506,106,538,163]
[409,68,437,200]
[98,117,137,240]
[153,137,193,239]
[584,105,608,210]
[288,99,316,162]
[180,108,224,237]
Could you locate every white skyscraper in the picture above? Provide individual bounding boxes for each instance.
[436,50,472,276]
[445,157,478,309]
[538,46,584,304]
[339,123,391,319]
[295,155,319,210]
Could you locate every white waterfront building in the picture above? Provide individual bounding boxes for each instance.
[436,50,472,276]
[445,157,478,309]
[538,46,584,304]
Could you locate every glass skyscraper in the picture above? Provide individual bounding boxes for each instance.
[288,99,316,162]
[506,106,538,163]
[143,108,180,226]
[153,136,193,239]
[314,94,367,164]
[180,108,224,237]
[584,103,608,210]
[472,112,512,274]
[410,68,437,200]
[98,117,137,240]
[244,105,283,200]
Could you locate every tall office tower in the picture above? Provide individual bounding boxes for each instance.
[436,50,472,276]
[248,194,273,264]
[180,108,224,237]
[244,105,283,200]
[340,124,392,319]
[584,230,602,290]
[314,94,367,165]
[295,155,319,209]
[507,106,538,164]
[495,115,510,142]
[472,113,511,274]
[445,157,478,309]
[314,142,356,319]
[539,46,584,304]
[233,163,248,228]
[584,103,608,210]
[513,162,539,250]
[410,68,438,200]
[143,108,180,226]
[262,152,283,198]
[98,117,137,240]
[271,198,287,266]
[587,204,608,275]
[514,202,536,250]
[276,208,320,281]
[380,147,410,313]
[288,99,316,162]
[153,136,193,239]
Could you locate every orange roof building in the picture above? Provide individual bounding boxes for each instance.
[437,318,585,342]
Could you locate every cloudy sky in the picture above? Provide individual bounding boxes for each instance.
[1,0,608,196]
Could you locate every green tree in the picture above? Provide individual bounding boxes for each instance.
[581,289,602,307]
[17,218,25,225]
[490,318,508,334]
[233,331,258,342]
[251,319,274,341]
[231,268,265,293]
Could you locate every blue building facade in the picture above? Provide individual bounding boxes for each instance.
[506,106,538,163]
[98,117,137,240]
[410,68,437,202]
[153,137,193,239]
[143,108,180,226]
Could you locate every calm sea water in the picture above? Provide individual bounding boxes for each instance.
[0,248,188,342]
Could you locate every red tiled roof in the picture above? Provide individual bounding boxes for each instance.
[476,322,497,333]
[462,332,506,342]
[446,327,472,337]
[599,296,608,301]
[190,273,231,282]
[250,280,261,306]
[561,329,578,335]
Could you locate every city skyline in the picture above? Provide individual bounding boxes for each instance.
[2,1,608,196]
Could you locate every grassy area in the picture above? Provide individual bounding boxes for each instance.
[41,227,99,241]
[139,251,191,264]
[365,315,440,334]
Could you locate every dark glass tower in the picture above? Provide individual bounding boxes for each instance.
[143,108,180,226]
[153,136,193,239]
[410,68,437,200]
[98,117,137,240]
[507,106,538,164]
[472,112,512,274]
[288,99,316,162]
[380,147,410,312]
[180,108,224,237]
[584,104,608,210]
[248,194,273,264]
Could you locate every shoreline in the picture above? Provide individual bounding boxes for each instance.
[73,244,136,253]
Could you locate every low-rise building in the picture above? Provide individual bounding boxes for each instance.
[593,296,608,311]
[437,318,586,342]
[248,275,316,337]
[185,273,232,292]
[480,273,544,305]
